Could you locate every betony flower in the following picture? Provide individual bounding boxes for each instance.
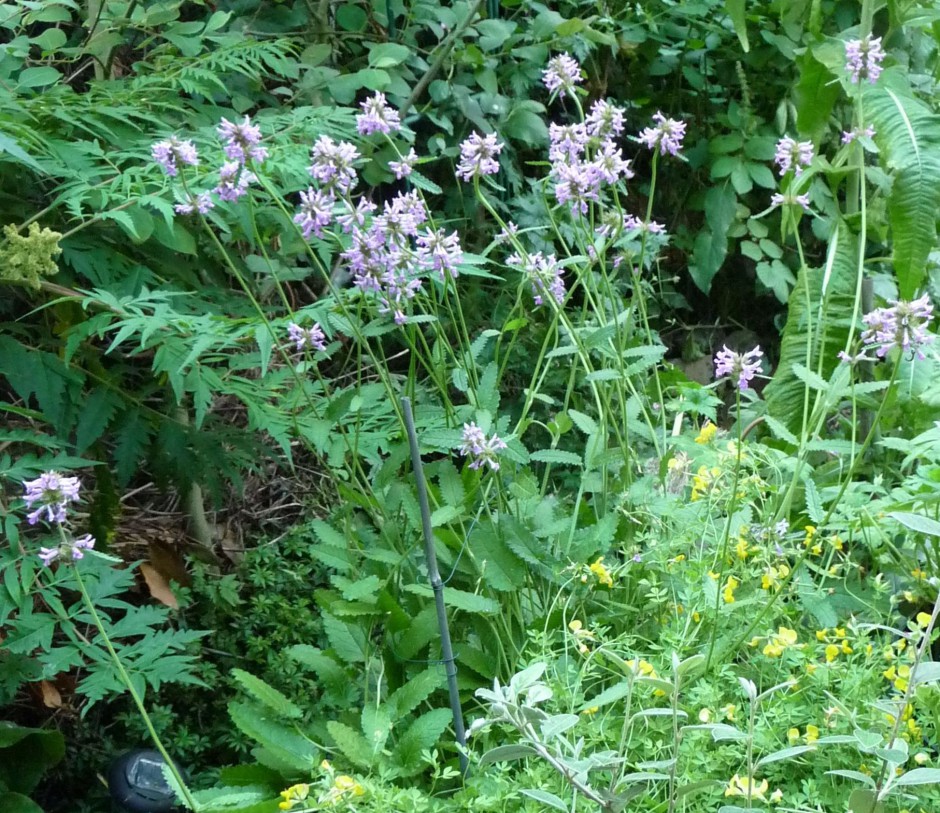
[174,191,215,216]
[774,137,814,176]
[337,198,377,233]
[495,221,519,244]
[151,137,199,177]
[861,295,934,359]
[214,161,256,202]
[553,161,601,215]
[623,214,667,234]
[841,125,876,145]
[638,112,687,157]
[548,122,589,165]
[416,228,463,279]
[508,252,565,307]
[542,53,583,98]
[714,345,764,391]
[389,148,418,180]
[294,188,334,239]
[356,92,402,136]
[38,534,95,567]
[459,422,507,471]
[770,192,811,212]
[586,100,626,140]
[287,322,327,352]
[308,136,360,195]
[591,140,634,185]
[217,116,268,165]
[23,471,81,525]
[456,132,503,181]
[845,37,886,84]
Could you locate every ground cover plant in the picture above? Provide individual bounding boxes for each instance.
[4,0,940,812]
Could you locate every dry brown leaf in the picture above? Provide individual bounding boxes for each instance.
[140,562,179,609]
[40,680,62,708]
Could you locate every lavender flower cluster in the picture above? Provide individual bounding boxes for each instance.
[152,115,267,215]
[714,346,764,392]
[459,422,507,471]
[845,36,886,84]
[859,295,934,360]
[22,471,97,567]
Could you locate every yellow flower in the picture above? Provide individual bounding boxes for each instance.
[825,644,840,663]
[894,664,911,692]
[805,724,819,743]
[816,629,828,642]
[770,788,784,804]
[279,784,310,811]
[320,760,332,772]
[589,557,614,588]
[763,626,799,657]
[735,535,750,560]
[582,705,599,716]
[761,564,790,591]
[916,612,932,628]
[692,610,701,623]
[320,775,365,805]
[695,421,717,444]
[805,662,818,675]
[912,567,927,581]
[830,534,844,551]
[787,728,800,744]
[724,775,768,801]
[803,525,817,546]
[722,704,736,721]
[723,576,739,604]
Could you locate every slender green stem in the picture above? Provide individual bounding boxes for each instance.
[68,547,197,810]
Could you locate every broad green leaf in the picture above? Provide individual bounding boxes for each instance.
[480,744,537,764]
[725,0,748,51]
[887,511,940,538]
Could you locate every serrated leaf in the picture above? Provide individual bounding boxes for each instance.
[393,708,452,775]
[228,702,318,772]
[230,670,302,720]
[326,721,374,768]
[322,612,369,663]
[386,667,444,718]
[529,449,582,466]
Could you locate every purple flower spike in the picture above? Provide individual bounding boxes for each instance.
[308,136,360,195]
[217,116,268,165]
[714,345,764,391]
[774,137,814,177]
[861,295,934,359]
[151,137,199,177]
[294,188,334,239]
[638,112,687,157]
[845,37,886,84]
[214,161,256,202]
[508,252,565,307]
[459,422,508,471]
[356,92,402,136]
[456,132,503,181]
[174,191,215,216]
[389,148,418,180]
[586,100,626,140]
[24,471,81,525]
[770,192,811,212]
[287,322,328,353]
[542,53,584,98]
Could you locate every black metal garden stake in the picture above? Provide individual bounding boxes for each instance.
[400,397,469,777]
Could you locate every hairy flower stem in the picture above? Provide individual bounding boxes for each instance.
[705,389,744,673]
[67,547,197,809]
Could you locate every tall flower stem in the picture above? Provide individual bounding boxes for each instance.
[66,541,197,809]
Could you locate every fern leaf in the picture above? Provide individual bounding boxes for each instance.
[764,224,857,432]
[865,75,940,298]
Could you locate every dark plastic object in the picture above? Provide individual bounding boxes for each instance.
[108,749,182,813]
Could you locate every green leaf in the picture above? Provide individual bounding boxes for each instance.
[322,612,369,663]
[17,67,61,88]
[764,224,857,433]
[529,449,582,466]
[520,789,568,812]
[470,524,524,591]
[864,82,940,297]
[367,43,411,68]
[0,793,44,813]
[888,511,940,537]
[386,667,444,718]
[230,669,302,719]
[894,767,940,786]
[795,52,841,137]
[402,584,500,614]
[393,708,452,775]
[228,702,318,773]
[0,722,65,794]
[480,744,538,764]
[690,182,736,293]
[755,744,816,767]
[326,721,374,768]
[725,0,749,52]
